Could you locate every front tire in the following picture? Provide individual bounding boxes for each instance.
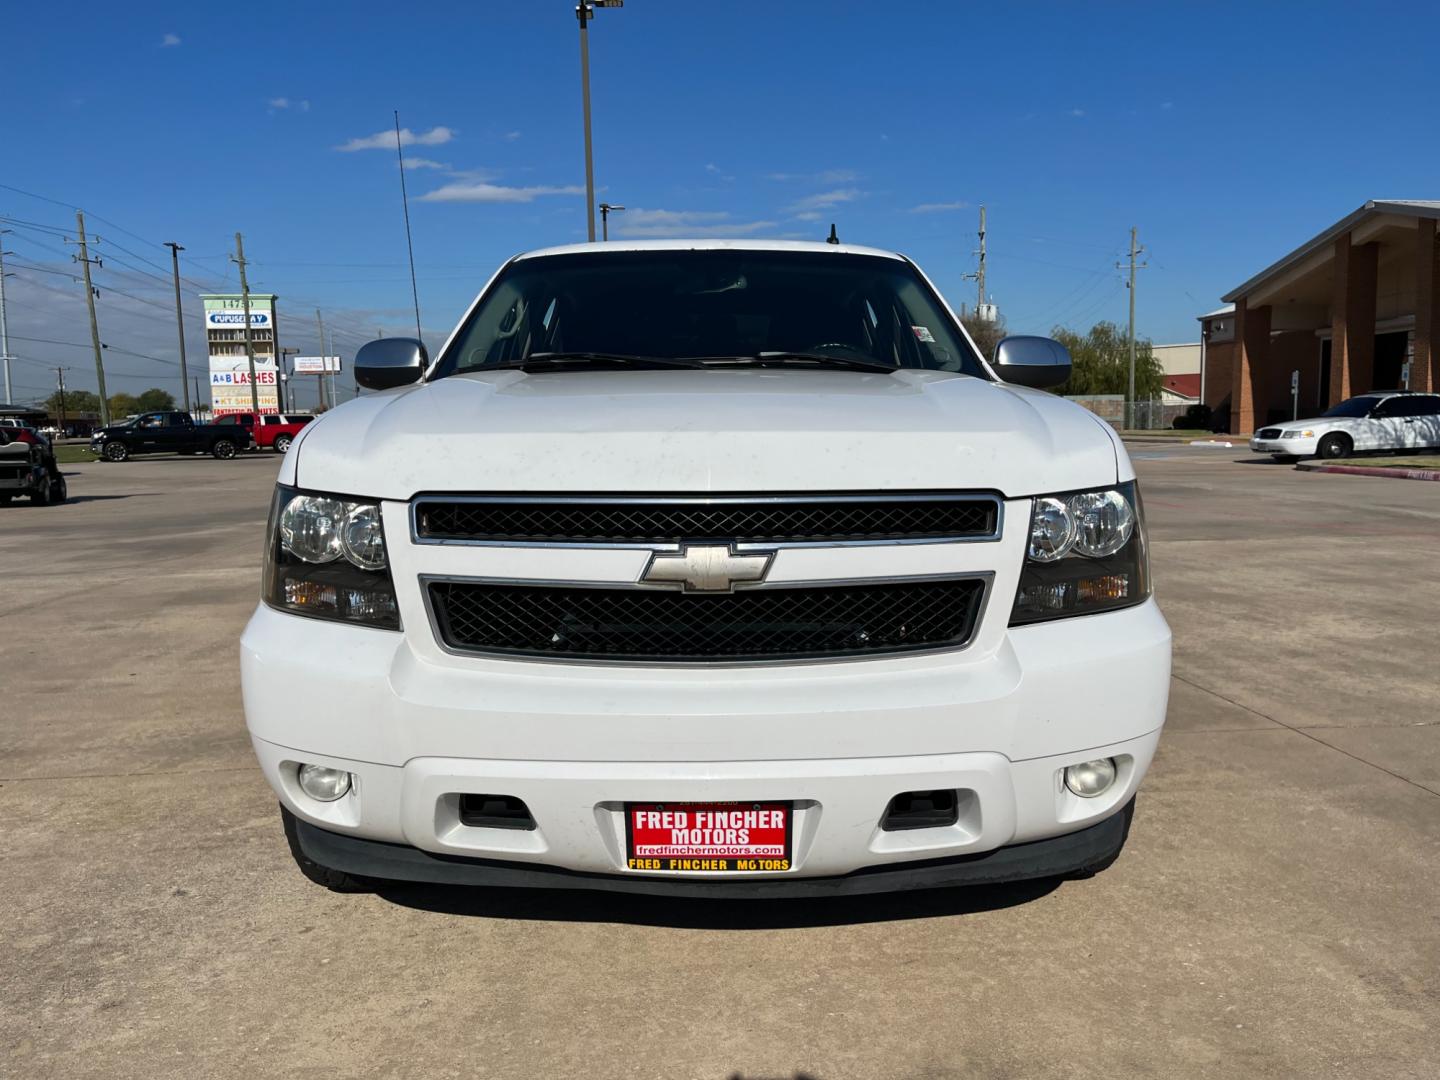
[211,438,238,460]
[103,441,129,462]
[280,807,372,893]
[273,434,293,454]
[1316,433,1351,460]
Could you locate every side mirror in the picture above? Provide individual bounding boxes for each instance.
[355,338,428,391]
[991,335,1072,390]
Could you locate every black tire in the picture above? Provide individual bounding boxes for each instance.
[46,474,68,505]
[28,473,52,505]
[211,438,238,460]
[1316,433,1351,460]
[103,441,129,462]
[273,433,293,454]
[280,806,372,893]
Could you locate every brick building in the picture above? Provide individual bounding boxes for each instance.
[1200,200,1440,434]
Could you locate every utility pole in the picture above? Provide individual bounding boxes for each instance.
[315,309,331,410]
[0,232,13,405]
[576,0,624,242]
[393,110,424,344]
[73,212,110,426]
[56,368,68,433]
[1116,227,1148,429]
[961,206,987,318]
[231,232,261,415]
[193,376,202,416]
[163,242,192,413]
[279,347,299,412]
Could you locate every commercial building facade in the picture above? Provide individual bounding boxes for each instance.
[202,293,280,415]
[1201,200,1440,433]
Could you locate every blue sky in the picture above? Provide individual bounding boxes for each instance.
[5,0,1440,405]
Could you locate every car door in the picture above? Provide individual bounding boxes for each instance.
[1364,397,1409,450]
[164,412,197,451]
[1401,395,1440,449]
[133,413,166,452]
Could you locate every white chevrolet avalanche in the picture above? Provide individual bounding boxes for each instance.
[241,240,1172,898]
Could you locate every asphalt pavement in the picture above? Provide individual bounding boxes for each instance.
[2,445,1438,1079]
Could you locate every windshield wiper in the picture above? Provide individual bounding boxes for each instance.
[693,352,898,374]
[517,352,702,371]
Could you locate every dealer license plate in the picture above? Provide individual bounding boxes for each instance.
[624,801,793,873]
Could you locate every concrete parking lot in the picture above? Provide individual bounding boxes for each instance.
[3,447,1438,1079]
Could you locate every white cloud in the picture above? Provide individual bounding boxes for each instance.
[300,100,311,112]
[784,188,862,214]
[160,32,181,47]
[705,163,721,173]
[1161,101,1174,110]
[337,125,455,152]
[908,201,968,214]
[503,130,522,141]
[612,209,777,239]
[269,97,290,109]
[767,168,858,184]
[1069,108,1086,117]
[792,211,823,222]
[401,157,447,170]
[418,181,584,203]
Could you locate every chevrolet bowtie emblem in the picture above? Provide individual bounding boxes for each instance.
[640,544,775,592]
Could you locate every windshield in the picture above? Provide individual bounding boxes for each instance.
[432,250,987,379]
[1321,397,1377,418]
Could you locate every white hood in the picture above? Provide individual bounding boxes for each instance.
[288,368,1123,500]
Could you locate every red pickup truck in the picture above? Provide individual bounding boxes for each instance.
[213,413,314,453]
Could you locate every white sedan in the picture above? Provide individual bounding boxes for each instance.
[1250,391,1440,460]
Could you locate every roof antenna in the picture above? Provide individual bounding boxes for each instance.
[826,223,840,245]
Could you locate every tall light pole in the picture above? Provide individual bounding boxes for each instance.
[577,0,623,242]
[599,202,625,241]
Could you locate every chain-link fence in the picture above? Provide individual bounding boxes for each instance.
[1064,395,1198,431]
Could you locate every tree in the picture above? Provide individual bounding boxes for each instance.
[136,387,177,411]
[1049,321,1164,399]
[107,393,142,418]
[960,310,1007,362]
[44,389,101,416]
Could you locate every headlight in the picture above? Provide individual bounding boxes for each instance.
[1011,481,1150,625]
[264,485,400,629]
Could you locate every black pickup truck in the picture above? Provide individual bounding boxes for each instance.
[89,411,253,461]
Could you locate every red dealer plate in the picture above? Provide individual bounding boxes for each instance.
[624,801,793,873]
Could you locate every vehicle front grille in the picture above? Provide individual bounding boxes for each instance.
[0,465,27,481]
[413,494,999,545]
[426,577,988,662]
[1256,428,1282,439]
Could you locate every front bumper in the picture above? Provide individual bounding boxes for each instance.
[243,596,1170,885]
[1250,435,1316,456]
[285,797,1136,897]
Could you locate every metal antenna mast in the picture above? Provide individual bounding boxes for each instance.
[961,206,988,316]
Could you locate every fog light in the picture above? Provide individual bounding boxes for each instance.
[297,763,352,802]
[1064,758,1117,798]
